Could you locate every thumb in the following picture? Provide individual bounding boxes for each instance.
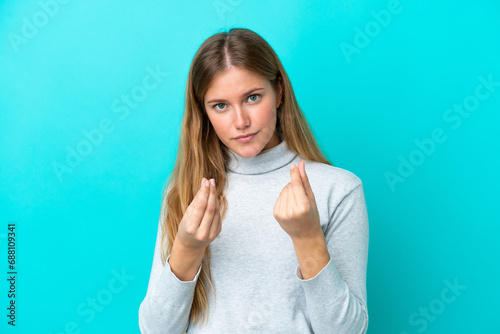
[299,160,316,205]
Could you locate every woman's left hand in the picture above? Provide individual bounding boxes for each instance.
[273,160,322,241]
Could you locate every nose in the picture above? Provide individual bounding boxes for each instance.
[234,106,250,129]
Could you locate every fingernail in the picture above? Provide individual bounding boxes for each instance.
[201,178,205,187]
[205,180,210,187]
[210,178,215,186]
[291,164,296,170]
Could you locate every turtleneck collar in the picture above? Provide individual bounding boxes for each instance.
[227,139,298,175]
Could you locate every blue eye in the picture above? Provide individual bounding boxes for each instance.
[214,103,226,111]
[248,94,260,102]
[212,94,260,111]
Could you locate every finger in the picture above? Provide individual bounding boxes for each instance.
[290,164,307,204]
[298,160,316,205]
[186,178,210,227]
[208,182,221,237]
[286,181,297,210]
[208,192,221,238]
[214,184,222,235]
[216,196,222,233]
[198,178,217,236]
[284,183,290,215]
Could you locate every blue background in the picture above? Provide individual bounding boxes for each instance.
[1,0,499,333]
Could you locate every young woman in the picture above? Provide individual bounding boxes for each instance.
[138,28,369,334]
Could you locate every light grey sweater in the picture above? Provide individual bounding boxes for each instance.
[138,139,369,333]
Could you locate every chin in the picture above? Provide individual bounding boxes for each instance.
[230,143,263,158]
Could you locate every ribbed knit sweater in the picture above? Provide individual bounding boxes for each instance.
[138,139,369,333]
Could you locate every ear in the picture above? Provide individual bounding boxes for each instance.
[276,77,283,108]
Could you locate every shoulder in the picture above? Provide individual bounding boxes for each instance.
[298,158,363,200]
[297,158,367,227]
[302,158,362,187]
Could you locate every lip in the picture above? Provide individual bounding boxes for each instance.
[234,132,257,143]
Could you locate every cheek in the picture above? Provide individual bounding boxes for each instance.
[210,117,229,136]
[256,104,276,125]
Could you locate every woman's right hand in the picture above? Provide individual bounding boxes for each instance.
[175,177,222,252]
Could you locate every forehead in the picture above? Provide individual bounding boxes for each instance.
[204,67,269,99]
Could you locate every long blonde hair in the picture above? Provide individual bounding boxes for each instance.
[159,27,333,327]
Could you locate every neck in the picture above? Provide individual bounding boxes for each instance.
[227,139,297,175]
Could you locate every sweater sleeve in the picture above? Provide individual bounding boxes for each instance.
[294,181,369,334]
[138,213,203,334]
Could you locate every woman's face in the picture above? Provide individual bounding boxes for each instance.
[203,66,282,158]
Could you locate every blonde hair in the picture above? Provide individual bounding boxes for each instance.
[159,27,333,327]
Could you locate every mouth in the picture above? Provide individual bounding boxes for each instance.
[234,132,258,142]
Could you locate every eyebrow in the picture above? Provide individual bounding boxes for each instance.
[206,87,265,104]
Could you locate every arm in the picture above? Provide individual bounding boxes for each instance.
[292,234,330,280]
[294,181,369,334]
[138,213,203,334]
